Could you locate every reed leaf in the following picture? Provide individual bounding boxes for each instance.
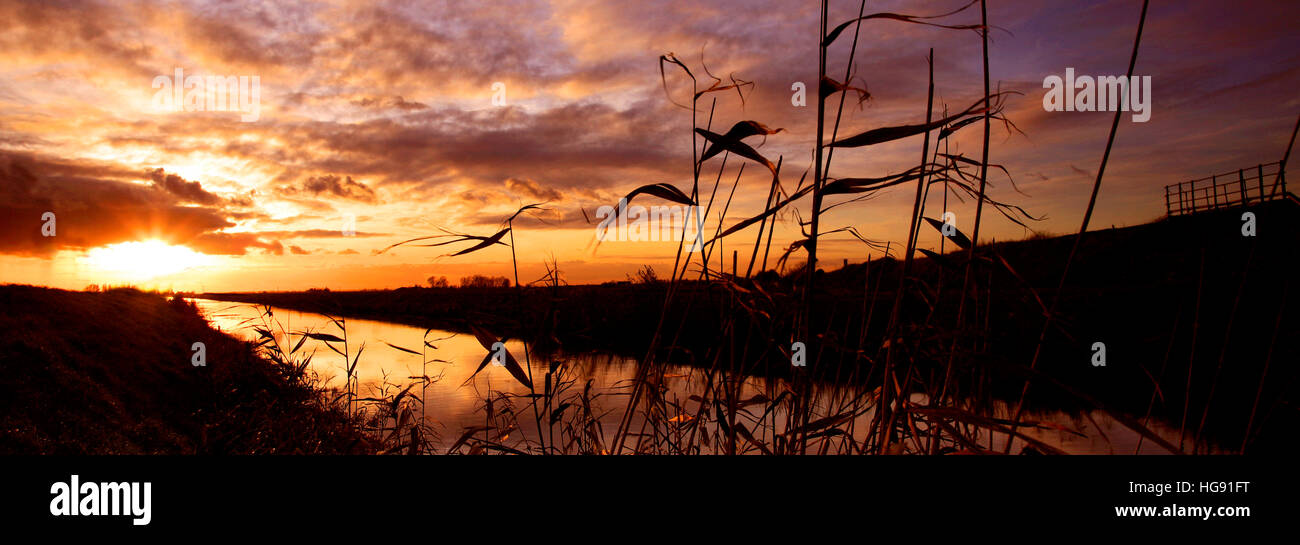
[382,341,422,356]
[820,76,871,104]
[823,1,983,47]
[700,121,783,162]
[447,228,511,257]
[923,216,973,249]
[695,127,778,173]
[829,108,981,149]
[466,324,533,389]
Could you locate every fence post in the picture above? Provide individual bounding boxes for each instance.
[1270,162,1283,198]
[1239,168,1246,206]
[1258,164,1265,202]
[1211,175,1218,209]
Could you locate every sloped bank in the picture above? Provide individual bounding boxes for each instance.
[0,285,370,454]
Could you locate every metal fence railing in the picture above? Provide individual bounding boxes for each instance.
[1165,161,1289,216]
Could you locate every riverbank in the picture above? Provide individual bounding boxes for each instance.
[0,285,370,454]
[197,201,1300,452]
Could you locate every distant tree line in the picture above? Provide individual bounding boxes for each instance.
[426,275,511,288]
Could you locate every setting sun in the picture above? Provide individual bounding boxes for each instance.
[82,240,213,279]
[2,0,1299,531]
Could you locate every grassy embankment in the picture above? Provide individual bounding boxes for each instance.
[0,285,370,454]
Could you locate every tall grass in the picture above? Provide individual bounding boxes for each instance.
[416,0,1047,455]
[233,0,1276,455]
[238,304,438,453]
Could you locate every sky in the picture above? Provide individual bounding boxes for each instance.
[1,0,1297,291]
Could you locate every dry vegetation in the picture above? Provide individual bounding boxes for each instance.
[0,285,369,454]
[14,0,1293,456]
[278,0,1238,455]
[206,0,1295,455]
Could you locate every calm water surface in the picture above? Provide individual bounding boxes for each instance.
[193,299,1187,454]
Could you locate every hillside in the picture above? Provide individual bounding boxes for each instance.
[0,286,369,454]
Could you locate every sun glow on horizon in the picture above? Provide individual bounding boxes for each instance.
[82,240,214,280]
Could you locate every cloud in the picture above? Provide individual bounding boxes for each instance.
[3,0,1300,288]
[0,153,285,257]
[505,177,563,201]
[0,0,160,77]
[351,96,429,111]
[282,174,378,203]
[0,154,236,256]
[147,168,224,205]
[253,229,390,238]
[188,232,284,255]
